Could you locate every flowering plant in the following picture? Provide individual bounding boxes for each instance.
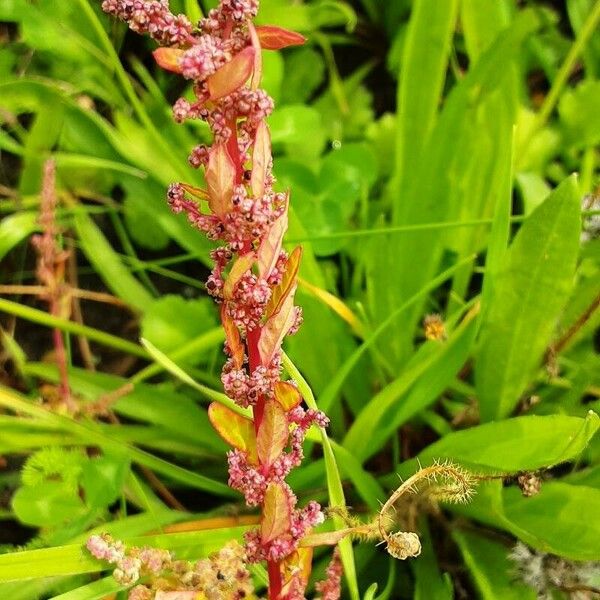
[87,2,478,598]
[96,1,338,597]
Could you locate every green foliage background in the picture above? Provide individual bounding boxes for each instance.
[0,0,600,598]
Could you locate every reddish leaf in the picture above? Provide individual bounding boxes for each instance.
[223,252,256,299]
[265,246,302,318]
[256,26,307,50]
[274,381,302,411]
[221,305,244,369]
[251,120,271,198]
[207,46,255,100]
[257,399,288,467]
[205,144,235,216]
[180,183,209,200]
[261,482,291,543]
[257,193,288,278]
[281,548,313,593]
[259,286,297,365]
[153,48,184,73]
[248,22,262,90]
[208,402,257,464]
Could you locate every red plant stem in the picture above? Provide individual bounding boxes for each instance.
[268,559,283,599]
[246,313,283,596]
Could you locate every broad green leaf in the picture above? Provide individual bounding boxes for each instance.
[81,454,130,510]
[453,529,536,600]
[558,79,600,148]
[12,482,85,527]
[476,176,581,420]
[461,0,512,62]
[412,411,599,474]
[141,295,218,355]
[503,482,600,560]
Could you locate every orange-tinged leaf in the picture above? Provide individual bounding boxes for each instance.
[256,25,307,50]
[221,305,244,369]
[223,252,256,298]
[248,22,262,90]
[281,547,313,592]
[257,399,288,467]
[259,287,297,365]
[180,183,209,200]
[208,402,257,464]
[206,144,235,216]
[251,120,271,198]
[274,381,302,410]
[257,193,289,278]
[153,48,185,73]
[261,482,291,543]
[207,46,255,100]
[299,529,352,547]
[265,246,302,318]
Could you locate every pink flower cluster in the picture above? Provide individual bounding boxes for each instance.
[101,0,193,46]
[315,548,343,600]
[86,534,171,586]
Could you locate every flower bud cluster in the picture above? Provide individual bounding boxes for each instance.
[88,535,254,599]
[86,534,171,586]
[221,355,280,407]
[101,0,192,46]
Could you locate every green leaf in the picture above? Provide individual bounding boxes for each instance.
[344,309,477,462]
[0,212,38,262]
[391,0,459,218]
[452,529,536,600]
[50,576,124,600]
[558,79,600,148]
[0,528,249,582]
[72,208,153,313]
[81,454,130,510]
[503,482,600,560]
[141,295,218,355]
[12,482,85,527]
[476,176,581,420]
[412,411,599,474]
[412,518,453,600]
[269,105,326,160]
